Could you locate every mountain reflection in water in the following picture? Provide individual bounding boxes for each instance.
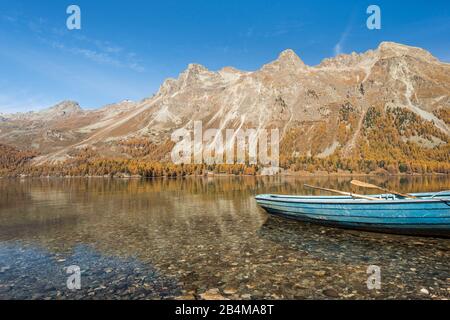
[0,176,449,299]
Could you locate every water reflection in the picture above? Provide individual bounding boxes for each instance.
[0,176,449,299]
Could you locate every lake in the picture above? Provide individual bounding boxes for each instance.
[0,176,449,299]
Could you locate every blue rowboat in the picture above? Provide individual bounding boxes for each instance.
[255,192,450,237]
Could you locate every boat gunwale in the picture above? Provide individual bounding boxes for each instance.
[256,200,449,211]
[255,192,450,205]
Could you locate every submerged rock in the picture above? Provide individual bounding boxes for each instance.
[199,289,228,300]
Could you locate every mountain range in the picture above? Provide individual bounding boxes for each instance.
[0,42,449,175]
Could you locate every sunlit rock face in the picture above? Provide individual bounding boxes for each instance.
[0,42,449,163]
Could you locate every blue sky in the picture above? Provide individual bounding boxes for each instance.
[0,0,449,113]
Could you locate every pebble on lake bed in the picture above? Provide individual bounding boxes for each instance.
[223,287,238,295]
[420,288,429,295]
[199,289,228,300]
[323,288,340,298]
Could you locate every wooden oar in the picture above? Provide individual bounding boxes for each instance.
[350,180,416,199]
[304,184,379,201]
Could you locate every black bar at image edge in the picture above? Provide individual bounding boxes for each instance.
[0,300,445,319]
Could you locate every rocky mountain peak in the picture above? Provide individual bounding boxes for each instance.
[2,100,83,122]
[277,49,306,67]
[278,49,300,60]
[47,100,82,113]
[317,42,440,70]
[186,63,209,74]
[377,41,438,62]
[37,100,83,120]
[318,51,372,69]
[262,49,307,73]
[178,63,212,83]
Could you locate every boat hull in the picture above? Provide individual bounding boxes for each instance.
[255,192,450,237]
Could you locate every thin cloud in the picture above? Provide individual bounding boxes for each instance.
[333,40,343,56]
[3,13,145,73]
[0,45,147,113]
[333,9,357,56]
[240,21,305,39]
[73,34,124,54]
[1,15,18,23]
[239,27,254,38]
[0,92,55,114]
[264,21,305,38]
[45,39,145,72]
[50,32,145,73]
[334,23,352,56]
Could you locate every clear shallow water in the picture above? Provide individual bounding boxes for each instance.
[0,176,449,300]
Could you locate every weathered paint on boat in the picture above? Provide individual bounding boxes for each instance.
[255,192,450,237]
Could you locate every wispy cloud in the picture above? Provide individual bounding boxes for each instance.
[1,15,18,23]
[0,14,149,112]
[0,91,55,114]
[244,27,254,38]
[2,13,145,73]
[333,38,344,56]
[44,38,145,72]
[264,21,305,38]
[0,44,148,112]
[240,21,305,39]
[73,34,123,54]
[333,8,358,57]
[45,33,146,73]
[334,23,352,56]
